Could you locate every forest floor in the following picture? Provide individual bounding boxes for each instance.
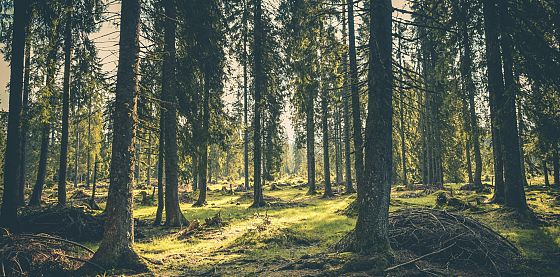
[7,177,560,276]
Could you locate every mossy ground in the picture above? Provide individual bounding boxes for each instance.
[16,176,560,276]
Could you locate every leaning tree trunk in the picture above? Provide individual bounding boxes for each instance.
[86,0,148,271]
[483,0,506,204]
[347,0,364,189]
[58,0,73,206]
[29,33,58,207]
[0,0,29,228]
[251,0,265,207]
[18,42,31,206]
[498,0,528,211]
[341,1,354,194]
[162,0,186,226]
[351,0,393,256]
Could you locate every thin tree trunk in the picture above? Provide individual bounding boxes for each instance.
[351,0,393,256]
[397,28,408,189]
[87,0,147,270]
[554,148,559,187]
[74,101,80,188]
[29,41,58,206]
[341,0,354,194]
[86,95,92,188]
[194,75,210,207]
[517,97,528,186]
[162,0,186,226]
[243,1,250,192]
[347,0,364,189]
[18,41,31,205]
[543,160,550,186]
[306,86,316,195]
[251,0,265,207]
[58,0,73,206]
[147,130,152,186]
[334,104,342,185]
[1,0,29,228]
[322,80,332,198]
[90,156,99,210]
[154,116,165,226]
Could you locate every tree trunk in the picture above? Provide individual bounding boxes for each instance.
[334,104,342,185]
[243,2,250,192]
[162,0,186,226]
[147,130,152,187]
[352,0,393,256]
[0,0,29,228]
[396,29,408,189]
[74,102,80,188]
[251,0,265,207]
[306,85,316,195]
[29,39,58,207]
[483,0,506,204]
[341,0,354,194]
[554,148,559,187]
[90,156,98,208]
[347,0,364,189]
[87,0,147,271]
[498,0,528,211]
[18,42,31,206]
[86,95,92,188]
[322,79,332,198]
[58,0,73,206]
[154,116,165,226]
[517,97,528,186]
[543,160,550,186]
[194,74,210,207]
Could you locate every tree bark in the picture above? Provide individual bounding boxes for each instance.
[0,0,29,228]
[18,42,31,205]
[482,0,506,204]
[347,0,364,189]
[162,0,186,226]
[194,74,210,207]
[154,115,165,226]
[86,0,147,271]
[86,95,92,188]
[322,77,332,198]
[58,0,73,206]
[543,160,550,186]
[341,0,354,194]
[498,0,528,211]
[243,2,250,192]
[353,0,393,256]
[251,0,265,207]
[554,148,559,187]
[306,84,316,195]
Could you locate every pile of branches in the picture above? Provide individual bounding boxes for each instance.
[19,206,104,242]
[388,208,521,275]
[0,229,99,276]
[178,213,227,239]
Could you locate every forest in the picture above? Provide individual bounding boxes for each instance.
[0,0,559,275]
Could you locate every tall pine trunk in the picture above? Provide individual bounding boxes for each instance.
[0,0,29,228]
[347,0,364,188]
[58,0,73,206]
[162,0,186,226]
[352,0,393,256]
[553,149,559,187]
[341,1,354,194]
[243,2,250,191]
[322,78,332,198]
[86,0,147,271]
[543,160,550,186]
[498,0,527,211]
[194,75,210,206]
[483,0,506,204]
[251,0,265,207]
[154,115,165,226]
[18,42,31,205]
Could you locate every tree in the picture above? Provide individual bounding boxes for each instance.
[342,0,393,257]
[341,0,354,194]
[86,0,148,271]
[57,0,73,206]
[0,0,30,229]
[162,0,187,226]
[251,0,265,207]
